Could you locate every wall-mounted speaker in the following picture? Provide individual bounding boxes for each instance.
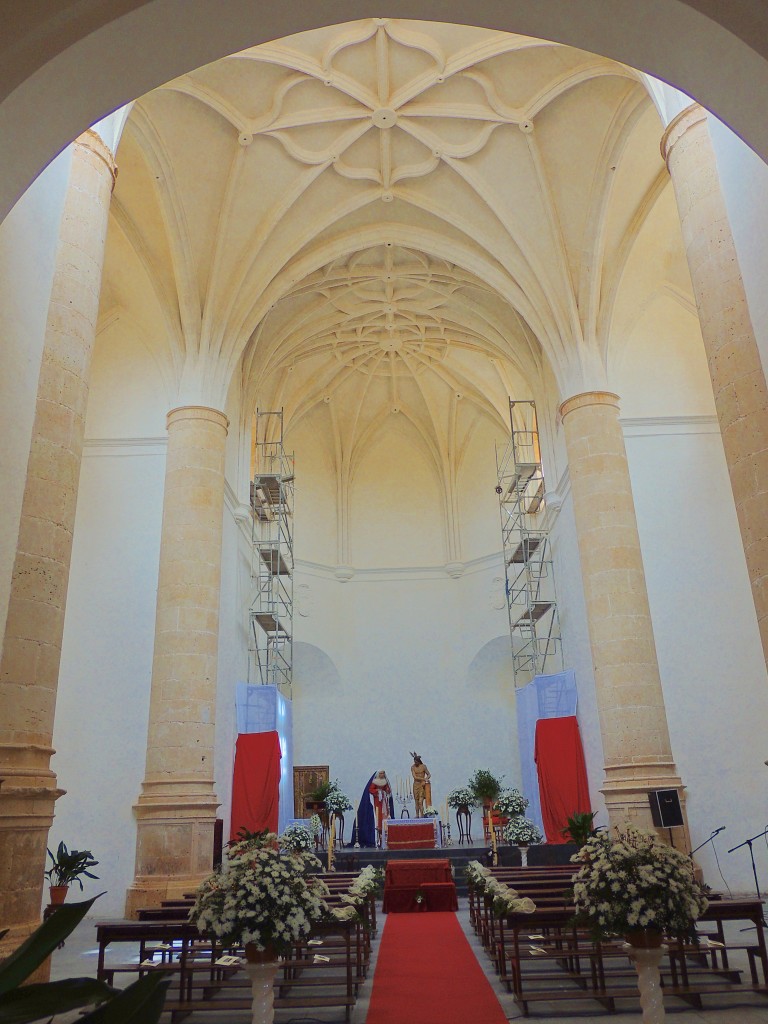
[648,789,684,828]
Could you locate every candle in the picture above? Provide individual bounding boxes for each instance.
[327,815,336,871]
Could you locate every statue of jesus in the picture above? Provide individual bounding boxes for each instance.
[410,751,432,817]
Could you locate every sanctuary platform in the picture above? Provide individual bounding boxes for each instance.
[333,842,578,895]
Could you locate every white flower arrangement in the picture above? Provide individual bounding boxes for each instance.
[495,788,529,817]
[331,865,384,922]
[423,805,439,817]
[447,787,478,809]
[190,832,330,953]
[325,780,354,815]
[279,822,313,852]
[465,859,493,890]
[309,814,322,838]
[486,877,537,918]
[503,816,543,845]
[571,824,709,940]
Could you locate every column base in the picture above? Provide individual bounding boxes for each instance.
[601,762,691,851]
[127,781,218,916]
[0,747,65,966]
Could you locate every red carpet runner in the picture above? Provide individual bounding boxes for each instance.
[366,912,508,1024]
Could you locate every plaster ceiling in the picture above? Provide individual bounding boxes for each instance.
[102,17,694,465]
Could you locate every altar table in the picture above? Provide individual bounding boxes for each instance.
[383,816,440,850]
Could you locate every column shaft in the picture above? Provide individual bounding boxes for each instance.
[560,391,687,834]
[126,405,227,916]
[0,132,115,955]
[662,104,768,669]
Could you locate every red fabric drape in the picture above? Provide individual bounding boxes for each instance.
[230,731,282,840]
[534,716,591,843]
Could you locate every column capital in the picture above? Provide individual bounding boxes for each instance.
[660,102,707,165]
[74,129,118,192]
[559,390,619,420]
[166,405,229,434]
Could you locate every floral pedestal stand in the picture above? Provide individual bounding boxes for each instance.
[623,935,666,1024]
[517,843,529,867]
[244,945,278,1024]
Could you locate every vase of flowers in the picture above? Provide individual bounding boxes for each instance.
[447,787,477,811]
[495,788,529,818]
[503,816,543,865]
[279,822,313,852]
[571,825,708,1023]
[190,832,330,1024]
[325,780,353,816]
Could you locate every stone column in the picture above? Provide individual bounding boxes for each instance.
[560,391,687,835]
[0,131,116,956]
[662,104,768,669]
[125,405,228,916]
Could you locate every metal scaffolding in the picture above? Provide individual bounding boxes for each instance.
[496,399,562,685]
[249,410,294,695]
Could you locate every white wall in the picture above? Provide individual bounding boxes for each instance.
[0,147,72,653]
[291,560,520,820]
[51,439,165,916]
[625,419,768,893]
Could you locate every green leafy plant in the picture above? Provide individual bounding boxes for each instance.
[45,841,99,889]
[468,769,503,803]
[0,896,170,1023]
[307,780,331,802]
[560,811,598,847]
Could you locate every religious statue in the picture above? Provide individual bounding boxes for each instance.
[410,751,432,817]
[368,770,393,846]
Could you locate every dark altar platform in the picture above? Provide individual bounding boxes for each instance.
[333,843,578,895]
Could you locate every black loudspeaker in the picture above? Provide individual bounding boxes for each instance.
[648,789,684,828]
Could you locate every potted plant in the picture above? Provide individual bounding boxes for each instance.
[468,769,503,807]
[571,824,708,944]
[560,810,599,847]
[190,831,331,1024]
[502,816,543,846]
[571,825,709,1022]
[447,787,477,811]
[279,822,313,852]
[495,788,529,819]
[45,841,99,904]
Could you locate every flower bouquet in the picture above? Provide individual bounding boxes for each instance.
[190,831,330,955]
[495,788,529,817]
[503,816,543,845]
[279,822,313,852]
[423,805,439,817]
[447,787,477,809]
[325,780,354,815]
[571,824,708,942]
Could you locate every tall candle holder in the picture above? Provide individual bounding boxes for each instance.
[397,793,414,817]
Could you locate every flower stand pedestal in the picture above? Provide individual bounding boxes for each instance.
[517,843,529,867]
[244,945,278,1024]
[623,935,666,1024]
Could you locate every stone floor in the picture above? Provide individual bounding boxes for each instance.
[47,901,768,1022]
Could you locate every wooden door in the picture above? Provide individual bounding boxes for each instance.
[293,765,329,818]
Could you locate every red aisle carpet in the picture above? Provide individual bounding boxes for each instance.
[366,912,508,1024]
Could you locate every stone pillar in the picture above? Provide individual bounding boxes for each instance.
[0,131,116,956]
[125,405,228,916]
[560,391,687,835]
[662,104,768,670]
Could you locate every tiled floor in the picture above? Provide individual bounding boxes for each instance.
[47,902,768,1022]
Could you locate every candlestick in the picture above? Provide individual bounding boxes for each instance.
[327,814,336,871]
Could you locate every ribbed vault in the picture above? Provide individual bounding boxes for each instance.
[99,16,699,552]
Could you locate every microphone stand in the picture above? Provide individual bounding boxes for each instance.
[690,829,724,858]
[728,827,768,926]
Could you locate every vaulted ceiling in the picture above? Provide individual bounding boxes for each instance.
[101,17,693,476]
